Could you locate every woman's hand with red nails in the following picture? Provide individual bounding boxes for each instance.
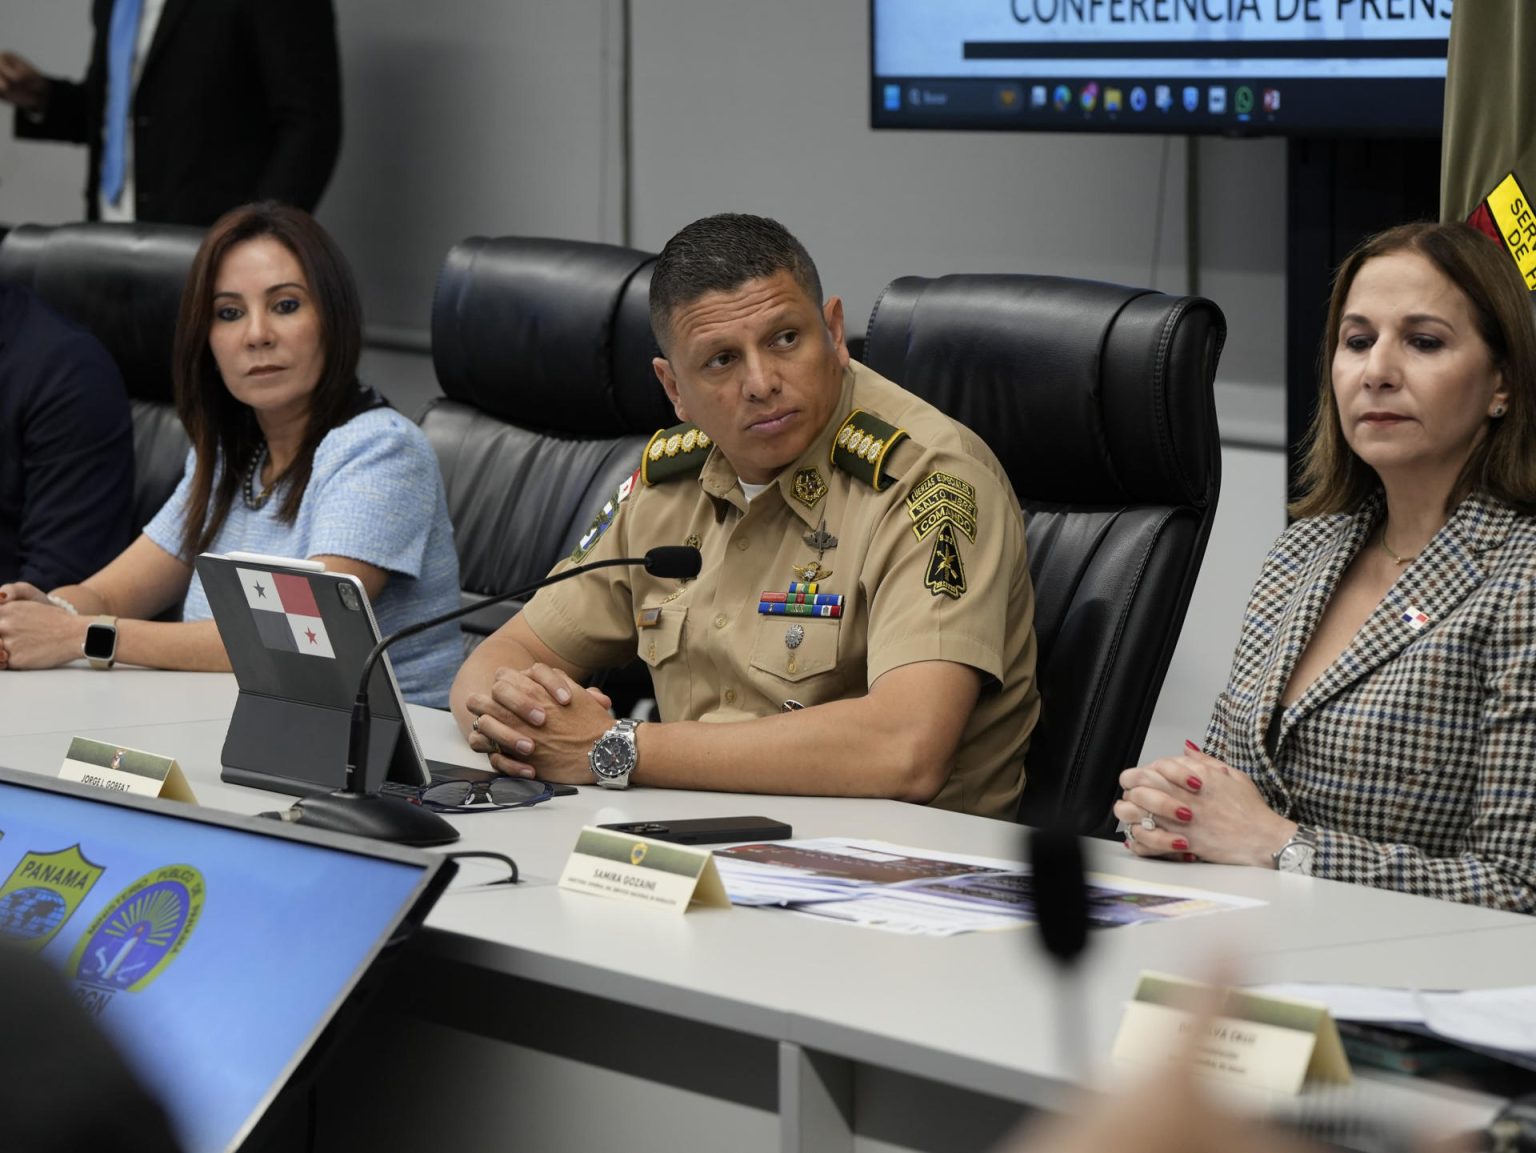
[1115,747,1295,867]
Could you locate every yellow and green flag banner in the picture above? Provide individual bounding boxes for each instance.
[1440,1,1536,292]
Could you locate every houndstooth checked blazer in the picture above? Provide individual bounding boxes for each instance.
[1204,490,1536,912]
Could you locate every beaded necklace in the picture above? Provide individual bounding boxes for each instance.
[242,441,277,510]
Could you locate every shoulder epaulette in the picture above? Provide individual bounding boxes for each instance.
[830,409,909,491]
[641,422,713,486]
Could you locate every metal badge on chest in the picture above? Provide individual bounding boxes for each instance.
[759,517,842,650]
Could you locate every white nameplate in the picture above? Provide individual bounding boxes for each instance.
[1111,972,1351,1096]
[558,825,730,913]
[59,737,197,803]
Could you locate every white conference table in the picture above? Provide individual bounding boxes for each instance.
[3,667,1532,1153]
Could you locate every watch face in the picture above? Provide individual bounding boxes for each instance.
[1278,844,1314,874]
[83,623,116,660]
[590,736,632,779]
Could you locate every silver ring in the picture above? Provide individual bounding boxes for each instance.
[1140,811,1157,831]
[471,715,482,734]
[1124,825,1136,844]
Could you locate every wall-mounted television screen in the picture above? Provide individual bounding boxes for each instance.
[871,0,1451,137]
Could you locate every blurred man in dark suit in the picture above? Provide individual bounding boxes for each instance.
[0,0,341,226]
[0,280,133,589]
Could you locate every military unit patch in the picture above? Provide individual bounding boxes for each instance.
[830,410,908,491]
[570,468,640,563]
[906,471,978,599]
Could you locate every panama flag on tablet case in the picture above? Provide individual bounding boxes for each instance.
[236,568,336,658]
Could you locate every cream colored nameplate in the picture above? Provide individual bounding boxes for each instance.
[558,826,729,913]
[1111,972,1351,1095]
[59,737,197,803]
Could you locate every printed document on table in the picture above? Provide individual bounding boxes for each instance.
[712,838,1263,936]
[1246,983,1536,1058]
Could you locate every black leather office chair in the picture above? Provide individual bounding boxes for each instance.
[422,236,674,644]
[0,223,200,534]
[864,274,1225,837]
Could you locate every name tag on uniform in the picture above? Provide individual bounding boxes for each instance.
[637,607,663,628]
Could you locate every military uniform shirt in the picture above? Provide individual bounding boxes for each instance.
[522,360,1040,819]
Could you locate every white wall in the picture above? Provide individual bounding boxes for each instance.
[321,0,627,336]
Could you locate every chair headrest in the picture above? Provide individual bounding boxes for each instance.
[864,274,1225,508]
[0,223,203,405]
[431,236,676,436]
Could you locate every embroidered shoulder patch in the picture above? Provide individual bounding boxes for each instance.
[906,471,978,599]
[641,423,712,486]
[830,410,908,491]
[570,468,640,562]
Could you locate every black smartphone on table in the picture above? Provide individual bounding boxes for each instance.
[597,816,792,845]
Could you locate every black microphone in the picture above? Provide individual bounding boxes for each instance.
[279,546,702,846]
[1029,825,1092,1079]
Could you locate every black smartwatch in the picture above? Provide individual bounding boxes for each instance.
[82,616,118,670]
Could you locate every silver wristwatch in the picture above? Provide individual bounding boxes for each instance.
[1272,826,1319,875]
[589,718,642,789]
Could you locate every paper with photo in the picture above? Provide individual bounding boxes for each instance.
[712,838,1263,936]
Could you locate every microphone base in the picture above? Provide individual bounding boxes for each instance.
[282,790,460,848]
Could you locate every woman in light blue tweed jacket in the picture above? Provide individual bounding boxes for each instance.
[0,203,460,704]
[1117,221,1536,912]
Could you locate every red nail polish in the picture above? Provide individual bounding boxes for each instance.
[1176,806,1193,822]
[1186,775,1203,791]
[1184,739,1200,753]
[1183,852,1198,862]
[1172,838,1189,851]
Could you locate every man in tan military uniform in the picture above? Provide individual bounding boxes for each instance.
[451,214,1038,820]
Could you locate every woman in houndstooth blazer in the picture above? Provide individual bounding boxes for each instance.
[1116,221,1536,912]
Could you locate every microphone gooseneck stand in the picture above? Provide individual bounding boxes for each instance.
[275,547,703,846]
